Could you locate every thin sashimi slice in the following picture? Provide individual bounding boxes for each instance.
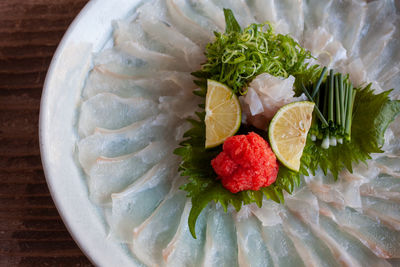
[261,224,305,267]
[159,93,203,119]
[285,187,320,226]
[323,0,366,57]
[251,200,283,227]
[361,196,400,231]
[324,203,400,258]
[165,0,215,47]
[202,205,238,267]
[303,27,347,68]
[114,33,184,72]
[357,5,395,71]
[113,19,165,54]
[83,67,195,99]
[78,114,179,172]
[236,215,273,267]
[162,200,208,267]
[303,0,332,31]
[188,0,225,30]
[306,170,365,209]
[360,1,397,77]
[317,213,391,267]
[281,208,340,267]
[375,156,400,177]
[131,185,187,267]
[139,16,205,70]
[109,160,179,242]
[92,48,155,77]
[360,174,400,202]
[273,0,304,41]
[88,141,171,203]
[78,93,158,137]
[246,0,278,24]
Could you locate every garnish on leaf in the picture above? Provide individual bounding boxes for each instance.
[174,100,301,238]
[301,81,400,179]
[300,68,357,148]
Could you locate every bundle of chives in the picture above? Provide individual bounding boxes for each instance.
[302,67,356,149]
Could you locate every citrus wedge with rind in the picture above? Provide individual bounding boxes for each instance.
[205,80,241,148]
[269,101,314,171]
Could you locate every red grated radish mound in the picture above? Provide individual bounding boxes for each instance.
[211,132,279,193]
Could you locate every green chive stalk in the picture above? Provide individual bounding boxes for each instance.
[339,74,345,135]
[335,75,341,128]
[328,70,334,124]
[312,66,327,98]
[345,84,353,140]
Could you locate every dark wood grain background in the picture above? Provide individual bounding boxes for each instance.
[0,0,93,266]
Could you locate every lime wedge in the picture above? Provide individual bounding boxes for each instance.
[205,80,241,148]
[269,101,314,171]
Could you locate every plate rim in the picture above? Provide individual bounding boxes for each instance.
[39,0,143,266]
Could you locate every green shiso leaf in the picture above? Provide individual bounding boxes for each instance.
[302,84,400,179]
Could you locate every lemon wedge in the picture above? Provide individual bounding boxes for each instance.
[269,101,314,171]
[205,80,241,148]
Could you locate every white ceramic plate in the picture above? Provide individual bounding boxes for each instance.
[40,1,400,266]
[39,1,144,266]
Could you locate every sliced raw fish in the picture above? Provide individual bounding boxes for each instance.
[316,213,391,267]
[188,0,225,30]
[114,31,184,71]
[360,174,400,202]
[78,93,158,137]
[323,203,400,259]
[88,142,172,203]
[261,224,305,267]
[131,187,187,267]
[303,0,332,31]
[83,69,180,99]
[92,48,153,76]
[113,19,165,54]
[158,93,202,119]
[139,16,205,70]
[109,160,179,242]
[78,116,156,172]
[236,214,273,267]
[361,196,400,231]
[306,170,364,209]
[165,0,216,47]
[324,0,366,57]
[251,200,283,227]
[162,200,208,267]
[83,67,195,99]
[285,187,320,226]
[246,0,278,24]
[357,0,397,69]
[281,207,340,267]
[203,205,238,267]
[273,0,304,41]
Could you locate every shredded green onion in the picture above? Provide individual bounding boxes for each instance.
[193,22,312,94]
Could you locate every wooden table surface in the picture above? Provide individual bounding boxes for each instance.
[0,0,93,266]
